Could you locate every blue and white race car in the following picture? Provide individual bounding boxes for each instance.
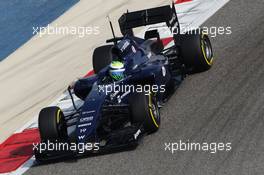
[35,4,214,162]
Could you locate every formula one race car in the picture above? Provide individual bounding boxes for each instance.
[35,4,214,162]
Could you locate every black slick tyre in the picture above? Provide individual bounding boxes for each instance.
[129,92,160,134]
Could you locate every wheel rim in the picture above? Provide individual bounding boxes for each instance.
[149,94,160,128]
[201,35,213,65]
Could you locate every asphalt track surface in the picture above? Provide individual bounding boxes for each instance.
[27,0,264,174]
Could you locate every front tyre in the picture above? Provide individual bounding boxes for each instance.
[38,106,68,141]
[129,92,160,134]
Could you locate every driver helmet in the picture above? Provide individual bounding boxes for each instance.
[109,61,125,81]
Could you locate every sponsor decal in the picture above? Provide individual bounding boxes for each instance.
[78,135,86,140]
[80,116,94,123]
[78,123,92,128]
[82,110,95,115]
[120,40,130,52]
[134,129,142,139]
[80,128,87,133]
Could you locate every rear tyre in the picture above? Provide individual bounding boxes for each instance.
[92,45,113,73]
[180,32,214,73]
[129,92,160,134]
[38,106,67,141]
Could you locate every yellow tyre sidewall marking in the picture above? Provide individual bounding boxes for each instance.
[56,109,61,124]
[201,33,214,66]
[148,94,159,128]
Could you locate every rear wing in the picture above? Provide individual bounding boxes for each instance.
[118,4,180,36]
